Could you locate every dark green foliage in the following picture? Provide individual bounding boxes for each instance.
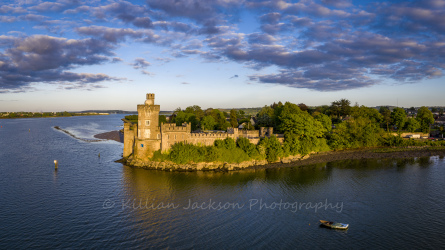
[125,115,138,123]
[278,102,326,139]
[201,115,217,130]
[214,137,237,150]
[237,137,259,157]
[255,105,275,128]
[283,133,300,155]
[169,142,203,164]
[379,107,391,131]
[258,136,284,162]
[230,109,238,128]
[331,99,351,118]
[159,115,167,125]
[164,141,250,164]
[328,116,383,150]
[151,149,169,162]
[313,113,332,132]
[174,111,198,130]
[207,109,231,130]
[391,107,407,132]
[405,118,420,133]
[416,106,434,133]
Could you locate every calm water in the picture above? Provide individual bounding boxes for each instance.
[1,115,444,249]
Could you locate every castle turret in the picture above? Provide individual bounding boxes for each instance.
[145,93,155,105]
[134,93,161,158]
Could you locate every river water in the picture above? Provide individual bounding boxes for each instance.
[0,115,444,249]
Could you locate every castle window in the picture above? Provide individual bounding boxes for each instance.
[175,135,177,140]
[157,134,161,139]
[145,120,150,126]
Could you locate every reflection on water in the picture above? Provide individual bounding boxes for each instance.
[119,156,445,248]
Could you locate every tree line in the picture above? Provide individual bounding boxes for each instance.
[129,99,440,164]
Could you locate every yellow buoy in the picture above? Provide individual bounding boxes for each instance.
[54,160,58,169]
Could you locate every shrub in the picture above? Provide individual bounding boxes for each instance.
[237,137,259,157]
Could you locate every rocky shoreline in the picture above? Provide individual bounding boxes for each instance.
[91,129,445,171]
[246,147,445,170]
[120,147,445,172]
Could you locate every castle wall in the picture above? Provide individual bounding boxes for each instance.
[123,123,135,158]
[160,123,191,152]
[239,130,260,138]
[187,132,230,147]
[134,138,161,159]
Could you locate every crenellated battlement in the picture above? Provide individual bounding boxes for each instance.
[161,122,191,132]
[189,132,227,138]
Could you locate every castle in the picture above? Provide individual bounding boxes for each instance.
[123,93,281,160]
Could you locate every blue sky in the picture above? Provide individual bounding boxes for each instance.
[1,0,445,112]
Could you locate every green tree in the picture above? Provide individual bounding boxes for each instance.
[236,137,258,157]
[258,135,283,162]
[351,105,382,124]
[185,105,204,120]
[391,107,407,133]
[330,100,341,118]
[201,115,216,130]
[331,99,351,118]
[298,103,308,112]
[416,106,435,133]
[379,107,391,131]
[283,133,300,155]
[214,137,236,150]
[256,105,274,128]
[237,110,246,120]
[339,99,351,117]
[159,115,167,126]
[230,109,238,128]
[175,111,198,130]
[279,102,326,139]
[208,109,230,130]
[313,113,332,132]
[328,116,382,149]
[405,118,420,133]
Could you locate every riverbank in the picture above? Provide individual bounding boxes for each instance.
[246,147,445,170]
[120,146,445,172]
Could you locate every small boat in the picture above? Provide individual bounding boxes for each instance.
[319,220,349,230]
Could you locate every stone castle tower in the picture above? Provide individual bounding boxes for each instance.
[123,93,162,159]
[137,93,159,141]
